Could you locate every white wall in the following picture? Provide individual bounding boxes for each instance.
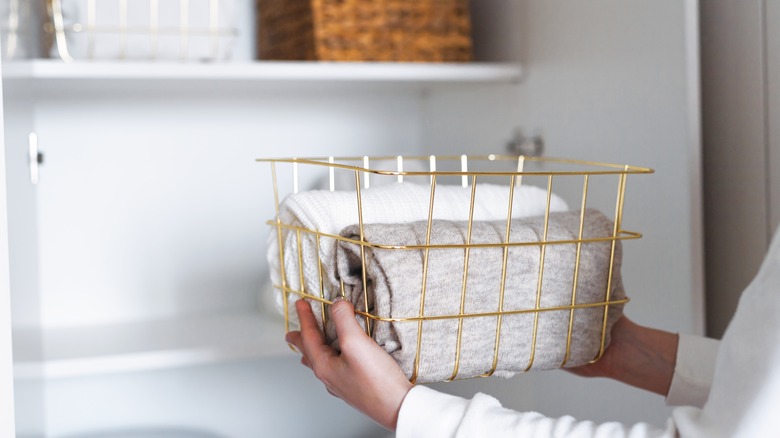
[44,358,386,438]
[0,38,19,438]
[423,0,702,427]
[23,83,421,436]
[33,84,423,328]
[4,68,46,438]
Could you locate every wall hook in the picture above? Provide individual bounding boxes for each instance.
[507,129,544,157]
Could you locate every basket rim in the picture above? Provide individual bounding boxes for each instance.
[256,154,654,176]
[266,220,643,249]
[274,284,630,323]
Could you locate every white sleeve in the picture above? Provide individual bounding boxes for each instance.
[665,333,720,407]
[397,386,677,438]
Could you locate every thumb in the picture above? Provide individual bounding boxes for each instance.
[330,298,369,343]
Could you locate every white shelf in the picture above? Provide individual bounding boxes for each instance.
[3,59,522,83]
[13,312,291,380]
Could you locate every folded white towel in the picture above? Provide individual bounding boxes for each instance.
[266,182,569,317]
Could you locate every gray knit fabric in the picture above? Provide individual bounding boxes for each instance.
[326,209,625,383]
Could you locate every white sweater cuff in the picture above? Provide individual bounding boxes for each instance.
[666,333,720,407]
[397,385,469,438]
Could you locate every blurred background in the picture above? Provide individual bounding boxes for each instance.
[0,0,777,437]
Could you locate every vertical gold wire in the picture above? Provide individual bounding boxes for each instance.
[411,175,437,384]
[87,0,96,59]
[487,154,525,374]
[561,175,589,367]
[594,168,628,361]
[296,229,305,297]
[209,0,219,60]
[482,173,516,377]
[150,0,158,59]
[180,0,189,60]
[271,163,293,349]
[617,165,628,230]
[51,0,75,61]
[355,170,371,336]
[316,234,327,327]
[448,174,478,381]
[6,0,18,58]
[525,174,554,371]
[119,0,128,59]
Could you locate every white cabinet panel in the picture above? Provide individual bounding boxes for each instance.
[34,88,423,327]
[0,45,18,438]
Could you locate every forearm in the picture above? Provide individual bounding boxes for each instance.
[609,319,679,395]
[571,317,679,397]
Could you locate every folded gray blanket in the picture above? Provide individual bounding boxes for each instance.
[326,209,625,383]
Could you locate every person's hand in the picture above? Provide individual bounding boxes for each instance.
[285,298,413,430]
[568,316,679,397]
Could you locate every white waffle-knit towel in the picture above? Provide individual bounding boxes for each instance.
[266,182,569,316]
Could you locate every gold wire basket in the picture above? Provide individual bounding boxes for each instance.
[260,154,653,383]
[1,0,36,60]
[44,0,238,61]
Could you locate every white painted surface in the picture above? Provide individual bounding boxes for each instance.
[14,312,288,380]
[43,359,387,438]
[424,0,702,427]
[34,88,422,328]
[19,84,423,436]
[0,36,17,438]
[2,83,41,330]
[2,76,45,438]
[3,59,521,84]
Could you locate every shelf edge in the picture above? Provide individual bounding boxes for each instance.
[14,343,291,380]
[3,59,522,83]
[12,312,292,380]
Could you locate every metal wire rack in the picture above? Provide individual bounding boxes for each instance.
[1,0,35,59]
[45,0,238,61]
[260,154,653,383]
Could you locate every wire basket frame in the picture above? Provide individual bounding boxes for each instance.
[260,154,653,383]
[1,0,35,59]
[45,0,238,61]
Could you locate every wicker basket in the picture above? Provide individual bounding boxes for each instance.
[256,0,473,62]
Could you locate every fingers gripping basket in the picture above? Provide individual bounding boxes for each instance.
[260,155,653,383]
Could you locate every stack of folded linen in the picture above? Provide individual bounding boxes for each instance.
[267,182,568,317]
[266,183,625,382]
